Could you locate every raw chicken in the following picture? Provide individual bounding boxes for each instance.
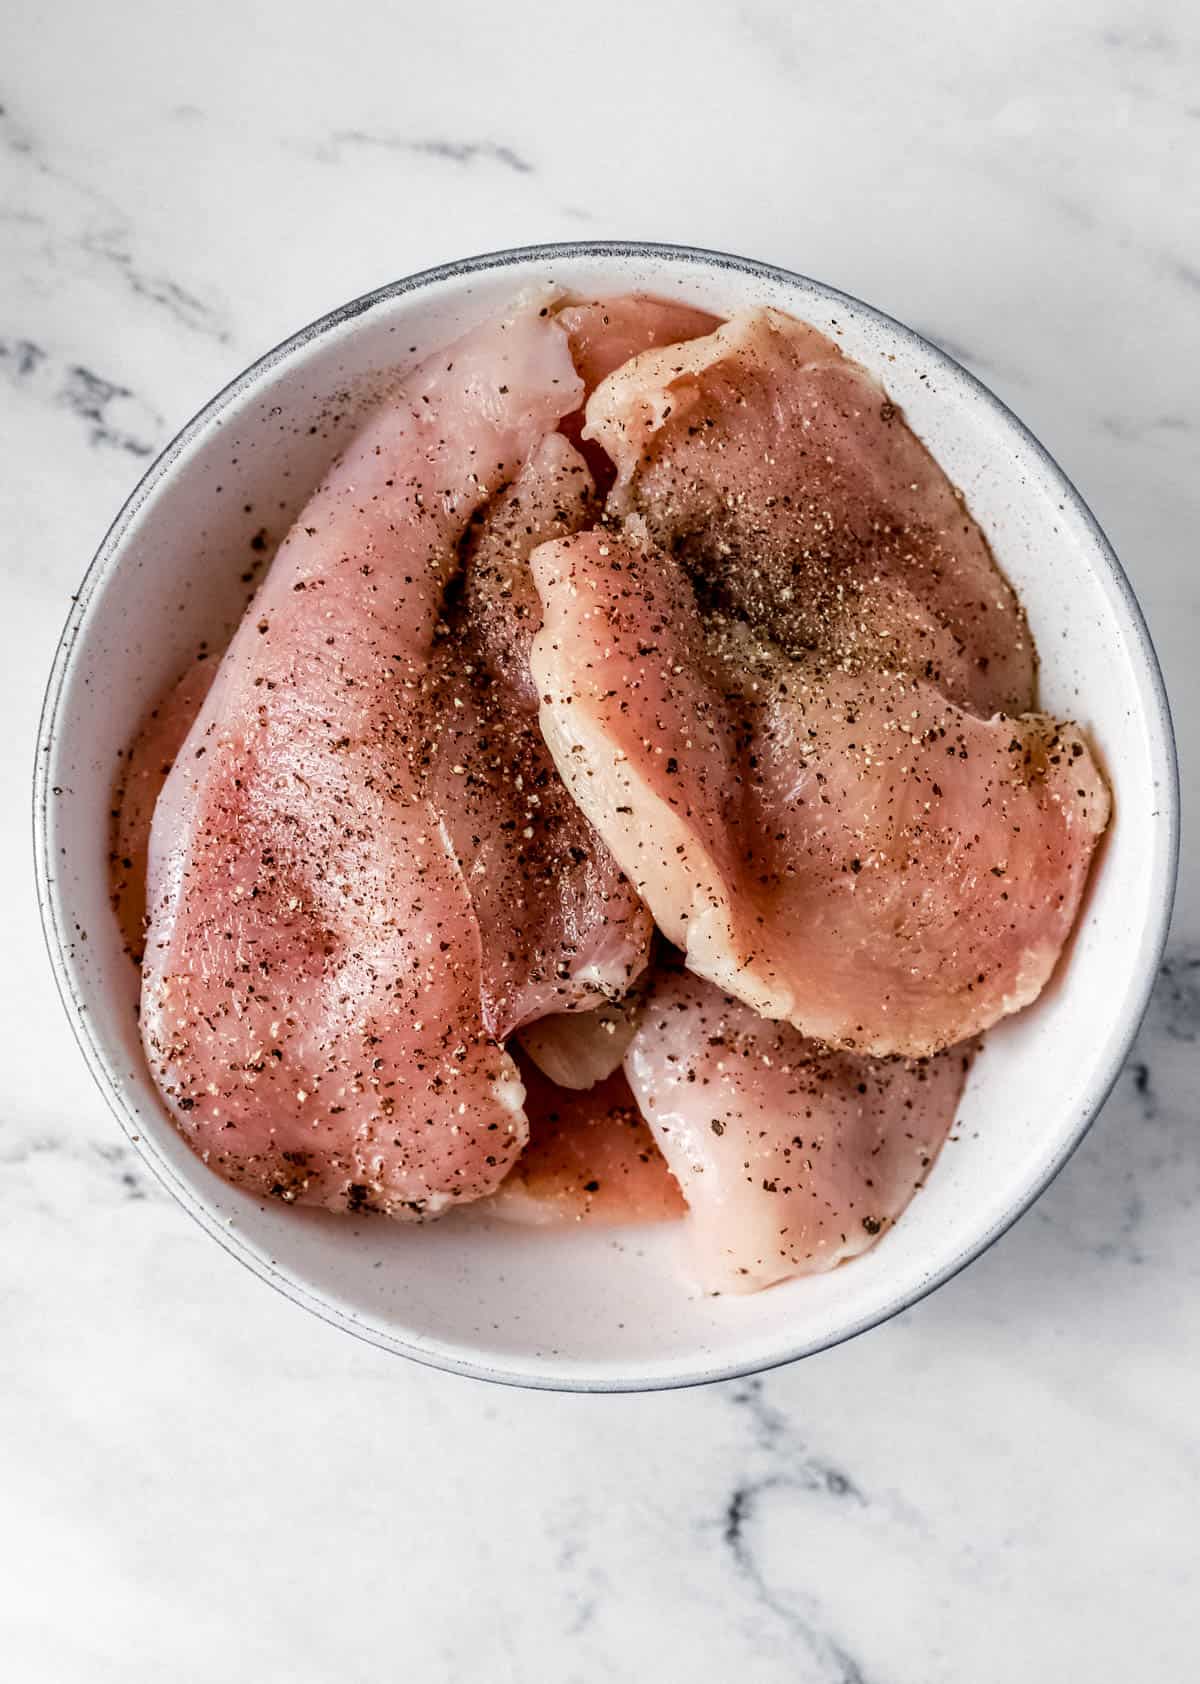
[412,293,722,1037]
[530,525,1109,1057]
[517,986,645,1090]
[142,302,595,1216]
[624,966,970,1291]
[132,298,728,1213]
[490,1051,683,1227]
[554,295,721,493]
[556,295,722,395]
[111,659,214,963]
[587,309,1034,716]
[131,289,1110,1279]
[416,431,652,1037]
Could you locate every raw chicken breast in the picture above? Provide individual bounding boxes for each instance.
[142,303,592,1216]
[490,1052,683,1227]
[587,309,1034,716]
[624,966,970,1291]
[420,291,723,1034]
[111,658,215,963]
[530,526,1109,1057]
[517,986,645,1090]
[417,431,652,1036]
[556,295,722,393]
[555,295,722,492]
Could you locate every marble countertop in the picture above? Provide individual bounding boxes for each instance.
[4,2,1197,1677]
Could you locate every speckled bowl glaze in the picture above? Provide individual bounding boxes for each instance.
[35,242,1178,1390]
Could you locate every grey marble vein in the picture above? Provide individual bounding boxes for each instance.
[312,130,535,174]
[58,363,161,456]
[727,1376,867,1505]
[0,335,45,380]
[1129,1059,1159,1121]
[737,4,801,75]
[1099,25,1178,55]
[721,1473,877,1684]
[542,1502,613,1644]
[1166,257,1200,294]
[1014,947,1200,1275]
[1,1126,158,1202]
[0,334,163,456]
[712,1377,883,1680]
[911,327,1028,387]
[1151,948,1200,1043]
[1,92,233,346]
[77,227,234,345]
[1097,412,1194,442]
[0,94,35,156]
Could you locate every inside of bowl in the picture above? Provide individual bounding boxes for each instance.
[39,248,1175,1387]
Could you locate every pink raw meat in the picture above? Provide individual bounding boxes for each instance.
[624,966,970,1291]
[530,525,1109,1057]
[415,431,652,1036]
[142,302,590,1216]
[587,308,1035,716]
[554,294,722,494]
[490,1051,684,1228]
[556,294,722,393]
[111,659,215,964]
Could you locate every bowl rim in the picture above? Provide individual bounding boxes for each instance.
[33,239,1180,1392]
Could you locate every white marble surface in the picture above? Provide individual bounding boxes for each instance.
[3,2,1198,1677]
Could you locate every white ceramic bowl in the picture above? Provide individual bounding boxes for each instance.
[36,242,1178,1390]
